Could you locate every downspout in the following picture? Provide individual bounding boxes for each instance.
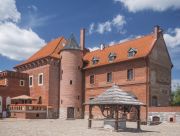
[145,57,150,123]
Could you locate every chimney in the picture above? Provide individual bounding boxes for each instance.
[154,25,161,39]
[80,28,85,51]
[100,43,105,50]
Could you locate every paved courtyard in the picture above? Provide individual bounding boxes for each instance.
[0,118,180,136]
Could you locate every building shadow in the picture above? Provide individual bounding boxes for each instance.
[118,128,160,133]
[91,127,160,133]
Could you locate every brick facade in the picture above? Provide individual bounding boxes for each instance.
[0,26,178,122]
[0,71,29,115]
[59,50,83,119]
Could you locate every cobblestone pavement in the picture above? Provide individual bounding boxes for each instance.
[0,119,180,136]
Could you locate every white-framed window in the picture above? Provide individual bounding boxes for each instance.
[38,73,43,86]
[127,69,134,80]
[107,72,112,82]
[19,80,25,86]
[91,57,99,65]
[29,76,33,87]
[108,52,116,62]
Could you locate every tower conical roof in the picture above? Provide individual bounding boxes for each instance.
[63,34,80,50]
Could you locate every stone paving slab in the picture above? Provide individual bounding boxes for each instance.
[0,119,180,136]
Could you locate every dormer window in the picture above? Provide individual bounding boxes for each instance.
[128,48,137,57]
[108,52,116,62]
[91,57,99,65]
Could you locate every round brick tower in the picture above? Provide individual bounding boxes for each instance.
[59,34,83,119]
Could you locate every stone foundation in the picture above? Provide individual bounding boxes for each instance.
[59,108,67,119]
[148,112,180,123]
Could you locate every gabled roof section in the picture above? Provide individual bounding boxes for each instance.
[128,48,137,53]
[16,37,66,67]
[86,85,144,105]
[83,34,156,69]
[63,34,80,50]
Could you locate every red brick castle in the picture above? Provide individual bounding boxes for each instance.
[1,26,178,122]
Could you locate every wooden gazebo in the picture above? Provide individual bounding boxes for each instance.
[85,85,145,131]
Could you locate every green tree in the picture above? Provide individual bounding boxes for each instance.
[171,86,180,106]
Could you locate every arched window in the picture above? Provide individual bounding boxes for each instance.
[152,96,158,106]
[152,116,160,122]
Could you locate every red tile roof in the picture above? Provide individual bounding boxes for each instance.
[16,37,66,67]
[83,34,156,69]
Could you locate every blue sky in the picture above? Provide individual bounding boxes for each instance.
[0,0,180,82]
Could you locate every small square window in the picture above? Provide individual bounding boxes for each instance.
[38,73,43,86]
[107,72,112,82]
[127,69,133,80]
[90,75,94,84]
[20,80,25,86]
[77,96,80,100]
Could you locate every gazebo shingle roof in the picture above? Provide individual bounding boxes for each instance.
[11,95,34,100]
[87,85,144,106]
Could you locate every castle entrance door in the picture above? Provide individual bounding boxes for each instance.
[67,107,74,119]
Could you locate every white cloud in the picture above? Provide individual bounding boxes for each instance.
[0,22,45,60]
[88,47,100,52]
[28,5,38,12]
[163,28,180,70]
[109,41,116,46]
[172,80,180,91]
[0,0,46,61]
[108,35,141,46]
[88,14,126,34]
[26,14,56,29]
[97,21,112,34]
[89,23,95,34]
[112,14,126,27]
[115,0,180,12]
[0,0,21,23]
[164,28,180,48]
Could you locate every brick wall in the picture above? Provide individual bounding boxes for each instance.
[84,58,148,121]
[0,71,29,113]
[22,64,50,105]
[149,106,180,112]
[149,34,172,107]
[148,107,180,123]
[59,50,83,119]
[21,59,60,118]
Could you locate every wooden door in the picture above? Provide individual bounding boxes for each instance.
[67,107,74,119]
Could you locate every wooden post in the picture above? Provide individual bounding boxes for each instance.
[115,105,118,131]
[137,106,141,130]
[88,105,92,129]
[46,105,49,119]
